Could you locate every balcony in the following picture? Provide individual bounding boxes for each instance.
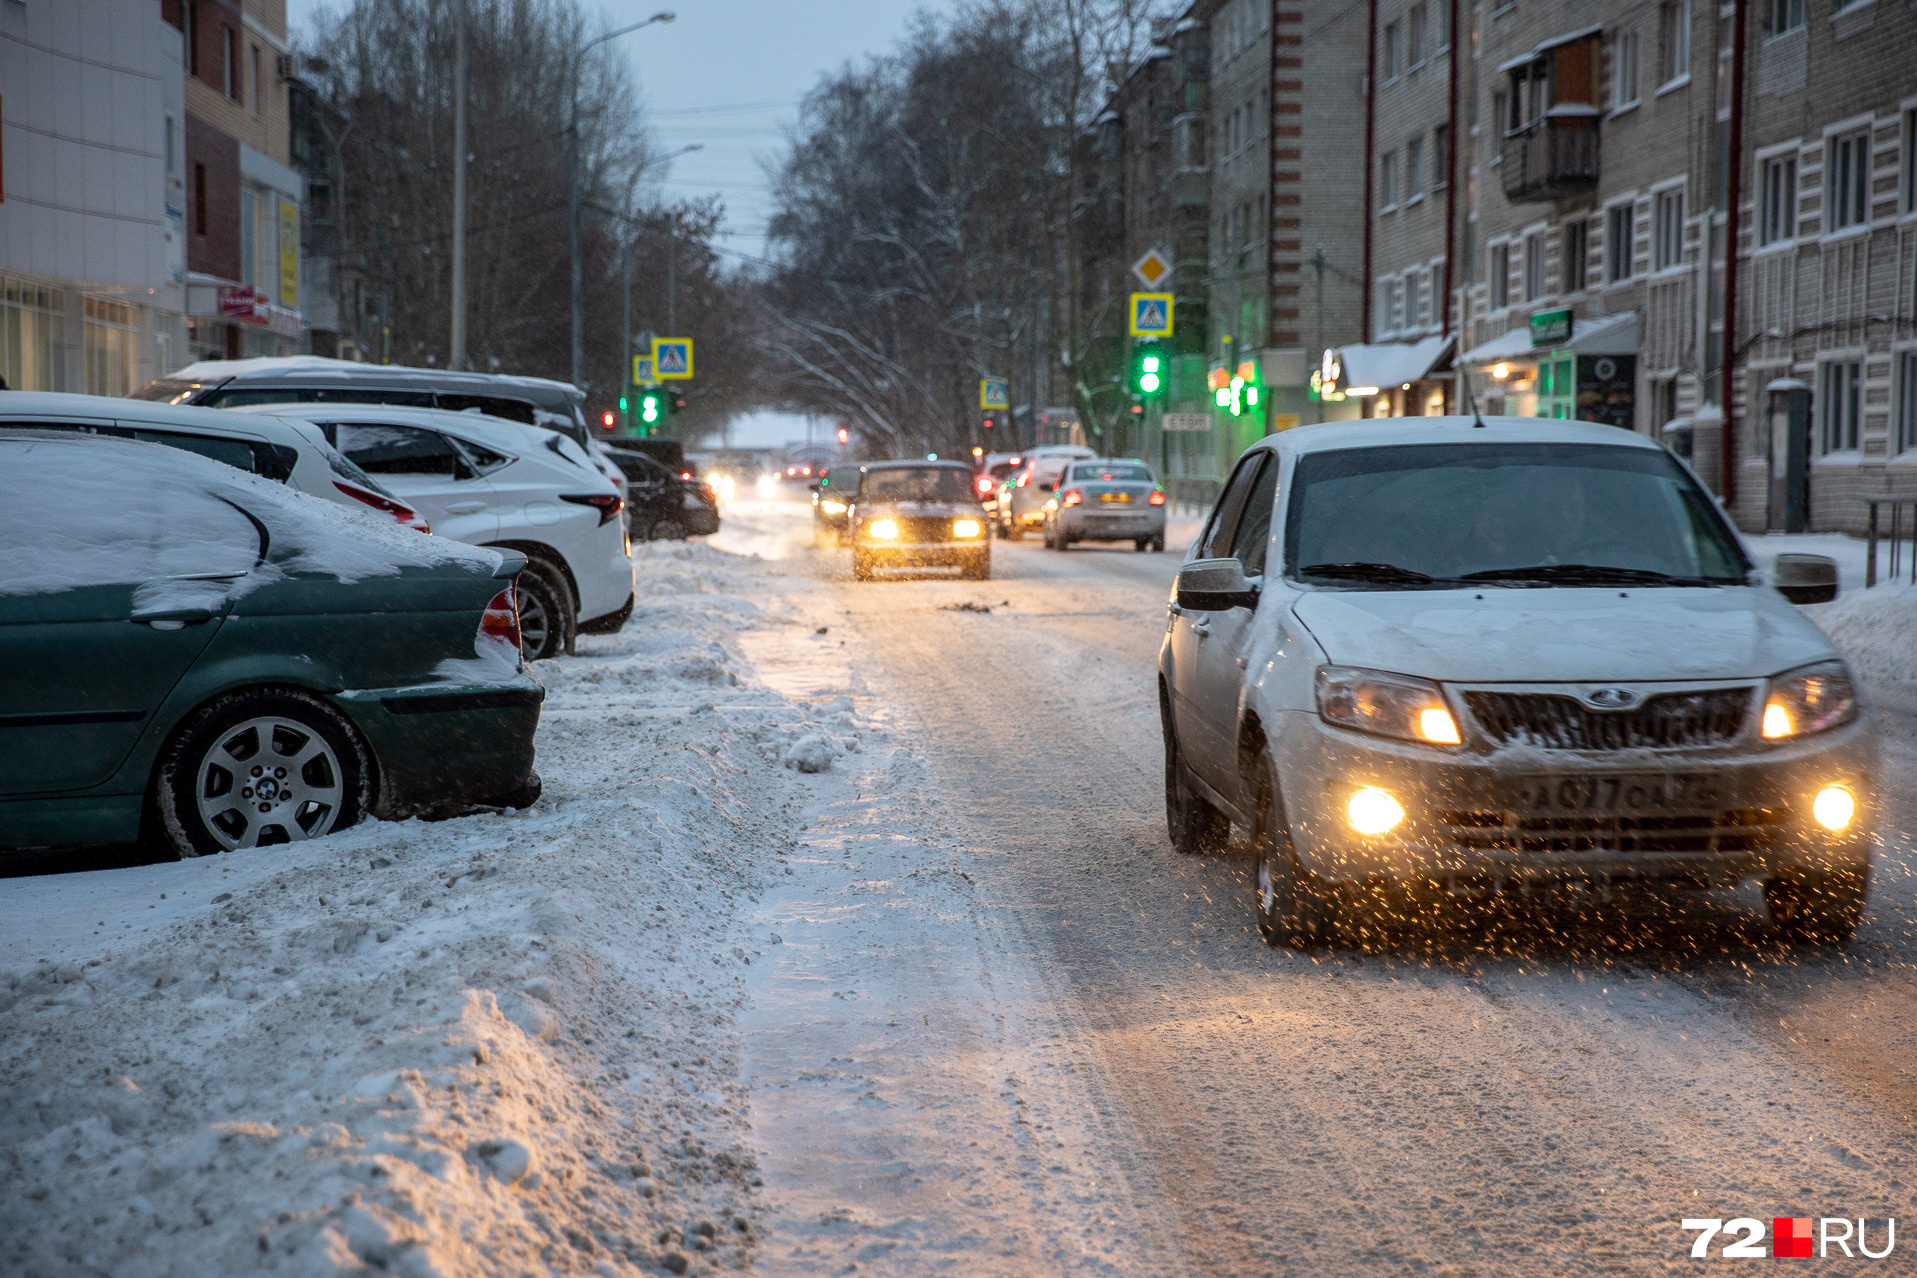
[1499,117,1599,204]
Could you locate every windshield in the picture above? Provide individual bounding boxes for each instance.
[1071,461,1153,483]
[859,466,976,502]
[1286,442,1749,587]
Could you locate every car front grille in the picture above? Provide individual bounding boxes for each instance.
[1462,688,1752,751]
[889,516,958,542]
[1436,807,1784,855]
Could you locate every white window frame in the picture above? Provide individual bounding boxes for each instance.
[1766,0,1805,36]
[1826,128,1871,234]
[1653,185,1686,272]
[1657,0,1691,91]
[1561,218,1589,294]
[1758,151,1798,246]
[1605,201,1635,283]
[1407,135,1425,201]
[1490,241,1512,310]
[1381,151,1398,210]
[1384,21,1401,82]
[1820,359,1863,454]
[1523,232,1547,302]
[1613,25,1642,112]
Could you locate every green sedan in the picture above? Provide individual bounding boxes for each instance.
[0,432,544,857]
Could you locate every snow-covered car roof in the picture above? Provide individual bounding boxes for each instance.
[1256,416,1668,458]
[159,354,583,400]
[0,390,327,444]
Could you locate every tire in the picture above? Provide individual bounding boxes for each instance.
[156,688,370,857]
[1251,758,1334,948]
[648,513,688,541]
[1161,693,1228,855]
[1151,536,1166,553]
[1765,865,1869,945]
[1135,537,1151,552]
[515,562,573,662]
[578,591,633,635]
[1052,522,1070,551]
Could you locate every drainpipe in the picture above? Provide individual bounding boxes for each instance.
[1719,0,1749,511]
[1361,0,1378,343]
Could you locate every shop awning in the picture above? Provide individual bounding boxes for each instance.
[1336,334,1452,392]
[1459,310,1637,365]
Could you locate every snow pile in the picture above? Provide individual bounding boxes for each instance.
[1806,581,1917,694]
[0,541,858,1277]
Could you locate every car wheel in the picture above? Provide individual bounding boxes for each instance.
[1251,758,1334,948]
[1161,694,1228,855]
[1135,537,1151,552]
[156,688,369,857]
[1764,866,1868,945]
[515,562,573,662]
[1052,523,1070,551]
[648,513,688,541]
[1151,535,1166,553]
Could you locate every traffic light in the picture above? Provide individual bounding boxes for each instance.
[638,388,665,429]
[837,427,849,445]
[618,394,629,413]
[1130,342,1163,397]
[600,411,616,429]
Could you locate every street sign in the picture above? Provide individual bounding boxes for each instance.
[1162,412,1210,432]
[1530,308,1573,348]
[1131,247,1172,288]
[652,337,693,379]
[631,355,655,385]
[1129,293,1173,337]
[979,377,1009,410]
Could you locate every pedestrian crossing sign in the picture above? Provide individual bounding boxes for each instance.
[1129,293,1173,337]
[631,354,655,385]
[652,337,693,380]
[980,378,1009,410]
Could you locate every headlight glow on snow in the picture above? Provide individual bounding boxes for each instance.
[868,519,899,541]
[1762,660,1857,740]
[953,519,983,538]
[1316,665,1462,747]
[1813,786,1855,831]
[1346,788,1404,836]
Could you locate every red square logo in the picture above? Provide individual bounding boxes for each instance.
[1773,1217,1814,1258]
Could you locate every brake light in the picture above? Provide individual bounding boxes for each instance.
[480,587,521,650]
[333,479,431,533]
[1061,488,1083,507]
[560,493,624,526]
[680,471,692,481]
[1148,488,1166,506]
[1016,471,1030,488]
[976,476,993,494]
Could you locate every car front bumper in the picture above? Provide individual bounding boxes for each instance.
[1271,710,1877,887]
[338,680,543,817]
[855,539,988,566]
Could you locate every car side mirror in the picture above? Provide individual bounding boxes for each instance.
[1773,553,1838,604]
[1177,557,1260,611]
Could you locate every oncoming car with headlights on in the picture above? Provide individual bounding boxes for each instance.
[849,461,991,581]
[1158,418,1876,949]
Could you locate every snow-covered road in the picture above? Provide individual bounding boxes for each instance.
[6,497,1916,1276]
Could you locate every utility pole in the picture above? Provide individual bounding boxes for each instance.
[449,0,468,370]
[1313,245,1327,423]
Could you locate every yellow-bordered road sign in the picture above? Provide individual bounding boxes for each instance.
[652,338,693,379]
[979,378,1009,410]
[1129,293,1173,337]
[632,354,655,385]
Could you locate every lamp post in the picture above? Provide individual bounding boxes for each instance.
[570,10,675,389]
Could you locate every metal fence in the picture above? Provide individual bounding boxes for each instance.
[1865,500,1917,587]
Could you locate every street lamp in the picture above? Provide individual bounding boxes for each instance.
[570,10,675,389]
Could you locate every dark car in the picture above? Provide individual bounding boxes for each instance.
[848,461,991,581]
[614,437,687,471]
[0,433,543,857]
[811,463,861,546]
[600,445,721,540]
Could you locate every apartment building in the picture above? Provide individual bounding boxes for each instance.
[0,0,187,394]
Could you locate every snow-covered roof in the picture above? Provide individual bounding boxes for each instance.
[1458,310,1637,365]
[1254,415,1666,459]
[163,355,583,399]
[1336,334,1453,390]
[1495,23,1604,73]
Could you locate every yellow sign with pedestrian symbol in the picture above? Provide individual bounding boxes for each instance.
[632,355,655,385]
[979,378,1009,410]
[652,338,693,380]
[1129,293,1173,337]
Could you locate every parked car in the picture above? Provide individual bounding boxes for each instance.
[233,403,632,659]
[1160,418,1874,949]
[0,433,543,857]
[974,452,1024,527]
[1041,457,1167,552]
[995,445,1095,539]
[810,463,862,546]
[0,391,432,533]
[849,461,991,581]
[599,444,722,540]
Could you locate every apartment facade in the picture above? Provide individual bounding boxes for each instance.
[0,0,187,394]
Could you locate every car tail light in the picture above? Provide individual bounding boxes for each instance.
[560,493,624,526]
[1148,488,1166,506]
[680,471,693,481]
[1016,471,1030,488]
[481,587,521,650]
[976,476,994,494]
[1061,488,1083,507]
[334,479,431,533]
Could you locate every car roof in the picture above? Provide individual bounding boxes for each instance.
[158,355,583,402]
[1256,416,1667,458]
[232,400,545,450]
[0,390,319,443]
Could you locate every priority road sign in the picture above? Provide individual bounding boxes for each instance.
[980,378,1009,410]
[652,338,693,379]
[631,354,655,385]
[1131,247,1172,288]
[1129,293,1173,337]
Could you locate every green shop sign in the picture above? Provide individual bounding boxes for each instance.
[1530,308,1573,347]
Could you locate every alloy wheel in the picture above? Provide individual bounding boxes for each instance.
[193,715,345,850]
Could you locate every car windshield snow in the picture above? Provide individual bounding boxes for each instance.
[1286,442,1749,588]
[859,467,975,502]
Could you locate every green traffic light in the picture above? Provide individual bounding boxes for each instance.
[1140,371,1161,393]
[1142,354,1161,374]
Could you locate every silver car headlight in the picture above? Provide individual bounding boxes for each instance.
[1315,665,1461,746]
[1761,660,1857,740]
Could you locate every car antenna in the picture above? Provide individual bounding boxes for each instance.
[1462,366,1488,428]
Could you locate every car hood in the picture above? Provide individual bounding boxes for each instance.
[1289,585,1838,683]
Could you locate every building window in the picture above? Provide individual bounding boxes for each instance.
[1491,242,1511,309]
[1524,233,1547,301]
[1760,156,1797,244]
[1407,135,1424,199]
[223,25,237,99]
[1899,352,1917,453]
[1654,188,1685,270]
[1435,0,1450,51]
[1382,151,1398,208]
[1409,3,1427,68]
[1827,131,1869,231]
[240,188,256,288]
[1383,21,1400,80]
[83,297,140,398]
[1606,203,1635,282]
[1614,26,1641,108]
[250,45,261,116]
[1562,218,1589,293]
[1658,1,1691,85]
[194,163,208,236]
[1376,280,1395,339]
[1766,0,1804,36]
[1433,124,1449,188]
[1491,90,1508,137]
[1820,360,1862,453]
[0,275,69,393]
[1902,109,1916,215]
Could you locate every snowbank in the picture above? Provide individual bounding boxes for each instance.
[1804,581,1917,697]
[0,541,871,1277]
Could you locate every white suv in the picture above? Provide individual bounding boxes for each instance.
[1161,418,1875,949]
[236,404,632,660]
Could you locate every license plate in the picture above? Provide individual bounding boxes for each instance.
[1518,774,1719,813]
[1098,492,1133,503]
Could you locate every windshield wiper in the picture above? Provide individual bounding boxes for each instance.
[1459,563,1719,587]
[1300,561,1444,585]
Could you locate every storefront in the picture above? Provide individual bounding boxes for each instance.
[1313,335,1453,419]
[1457,311,1638,427]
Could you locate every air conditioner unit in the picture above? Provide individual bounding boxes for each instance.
[276,52,295,81]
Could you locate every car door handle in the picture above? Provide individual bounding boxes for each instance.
[1237,656,1248,669]
[132,607,214,629]
[445,500,488,514]
[1192,618,1211,638]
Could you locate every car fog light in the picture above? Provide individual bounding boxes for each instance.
[953,518,983,538]
[1812,786,1855,831]
[868,519,899,541]
[1346,787,1404,836]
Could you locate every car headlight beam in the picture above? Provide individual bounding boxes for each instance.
[867,518,899,541]
[820,499,847,515]
[953,518,982,538]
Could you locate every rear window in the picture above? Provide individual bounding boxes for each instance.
[325,423,467,477]
[129,378,200,404]
[128,429,255,473]
[1071,461,1153,483]
[858,466,975,502]
[437,394,536,425]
